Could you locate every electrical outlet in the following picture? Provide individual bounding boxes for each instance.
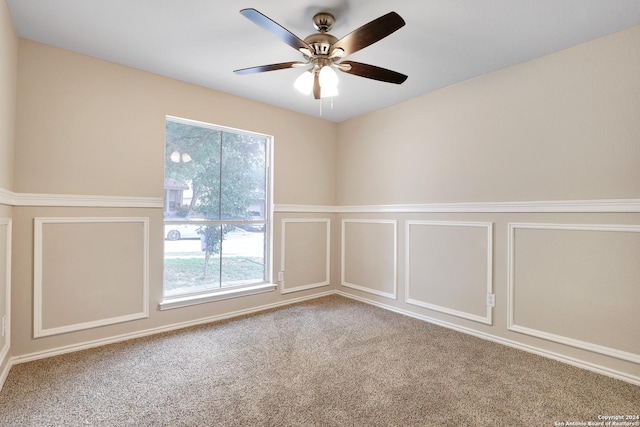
[278,271,284,282]
[487,293,495,307]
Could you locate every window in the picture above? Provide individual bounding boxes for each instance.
[163,116,271,302]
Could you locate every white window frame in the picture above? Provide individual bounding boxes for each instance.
[160,116,275,310]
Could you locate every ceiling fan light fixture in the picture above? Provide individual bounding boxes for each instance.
[329,47,345,59]
[294,70,314,95]
[320,84,339,99]
[319,65,339,89]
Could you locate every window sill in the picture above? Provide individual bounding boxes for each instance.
[159,283,278,311]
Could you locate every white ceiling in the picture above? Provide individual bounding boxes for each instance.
[7,0,640,122]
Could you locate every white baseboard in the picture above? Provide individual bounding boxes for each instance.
[336,291,640,386]
[10,290,334,365]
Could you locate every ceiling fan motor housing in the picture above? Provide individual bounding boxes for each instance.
[304,33,338,56]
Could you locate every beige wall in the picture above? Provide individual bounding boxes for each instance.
[0,0,16,191]
[336,26,640,383]
[337,26,640,205]
[0,0,16,384]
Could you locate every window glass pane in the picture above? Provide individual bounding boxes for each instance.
[163,117,270,298]
[220,226,266,286]
[163,227,219,297]
[165,121,221,221]
[220,133,267,221]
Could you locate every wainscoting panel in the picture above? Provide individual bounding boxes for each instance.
[0,219,11,362]
[34,217,149,338]
[405,221,493,324]
[508,223,640,363]
[280,219,331,294]
[341,219,397,299]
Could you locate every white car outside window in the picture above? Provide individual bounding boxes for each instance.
[164,224,201,240]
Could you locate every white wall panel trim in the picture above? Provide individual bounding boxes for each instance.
[0,188,13,207]
[0,186,162,207]
[33,217,150,338]
[405,221,493,325]
[16,193,163,208]
[0,188,637,212]
[337,291,640,386]
[280,218,331,294]
[341,219,397,299]
[275,198,640,213]
[507,222,640,364]
[274,204,336,213]
[0,219,11,364]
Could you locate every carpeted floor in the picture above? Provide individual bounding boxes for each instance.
[1,295,638,426]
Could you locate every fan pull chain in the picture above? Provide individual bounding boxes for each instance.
[318,97,336,116]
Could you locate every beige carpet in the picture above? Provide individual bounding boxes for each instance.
[1,295,638,426]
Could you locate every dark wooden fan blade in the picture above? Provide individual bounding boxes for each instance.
[240,8,310,52]
[339,61,408,84]
[234,62,302,74]
[313,72,321,99]
[332,12,405,57]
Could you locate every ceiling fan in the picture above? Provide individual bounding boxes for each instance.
[233,8,408,99]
